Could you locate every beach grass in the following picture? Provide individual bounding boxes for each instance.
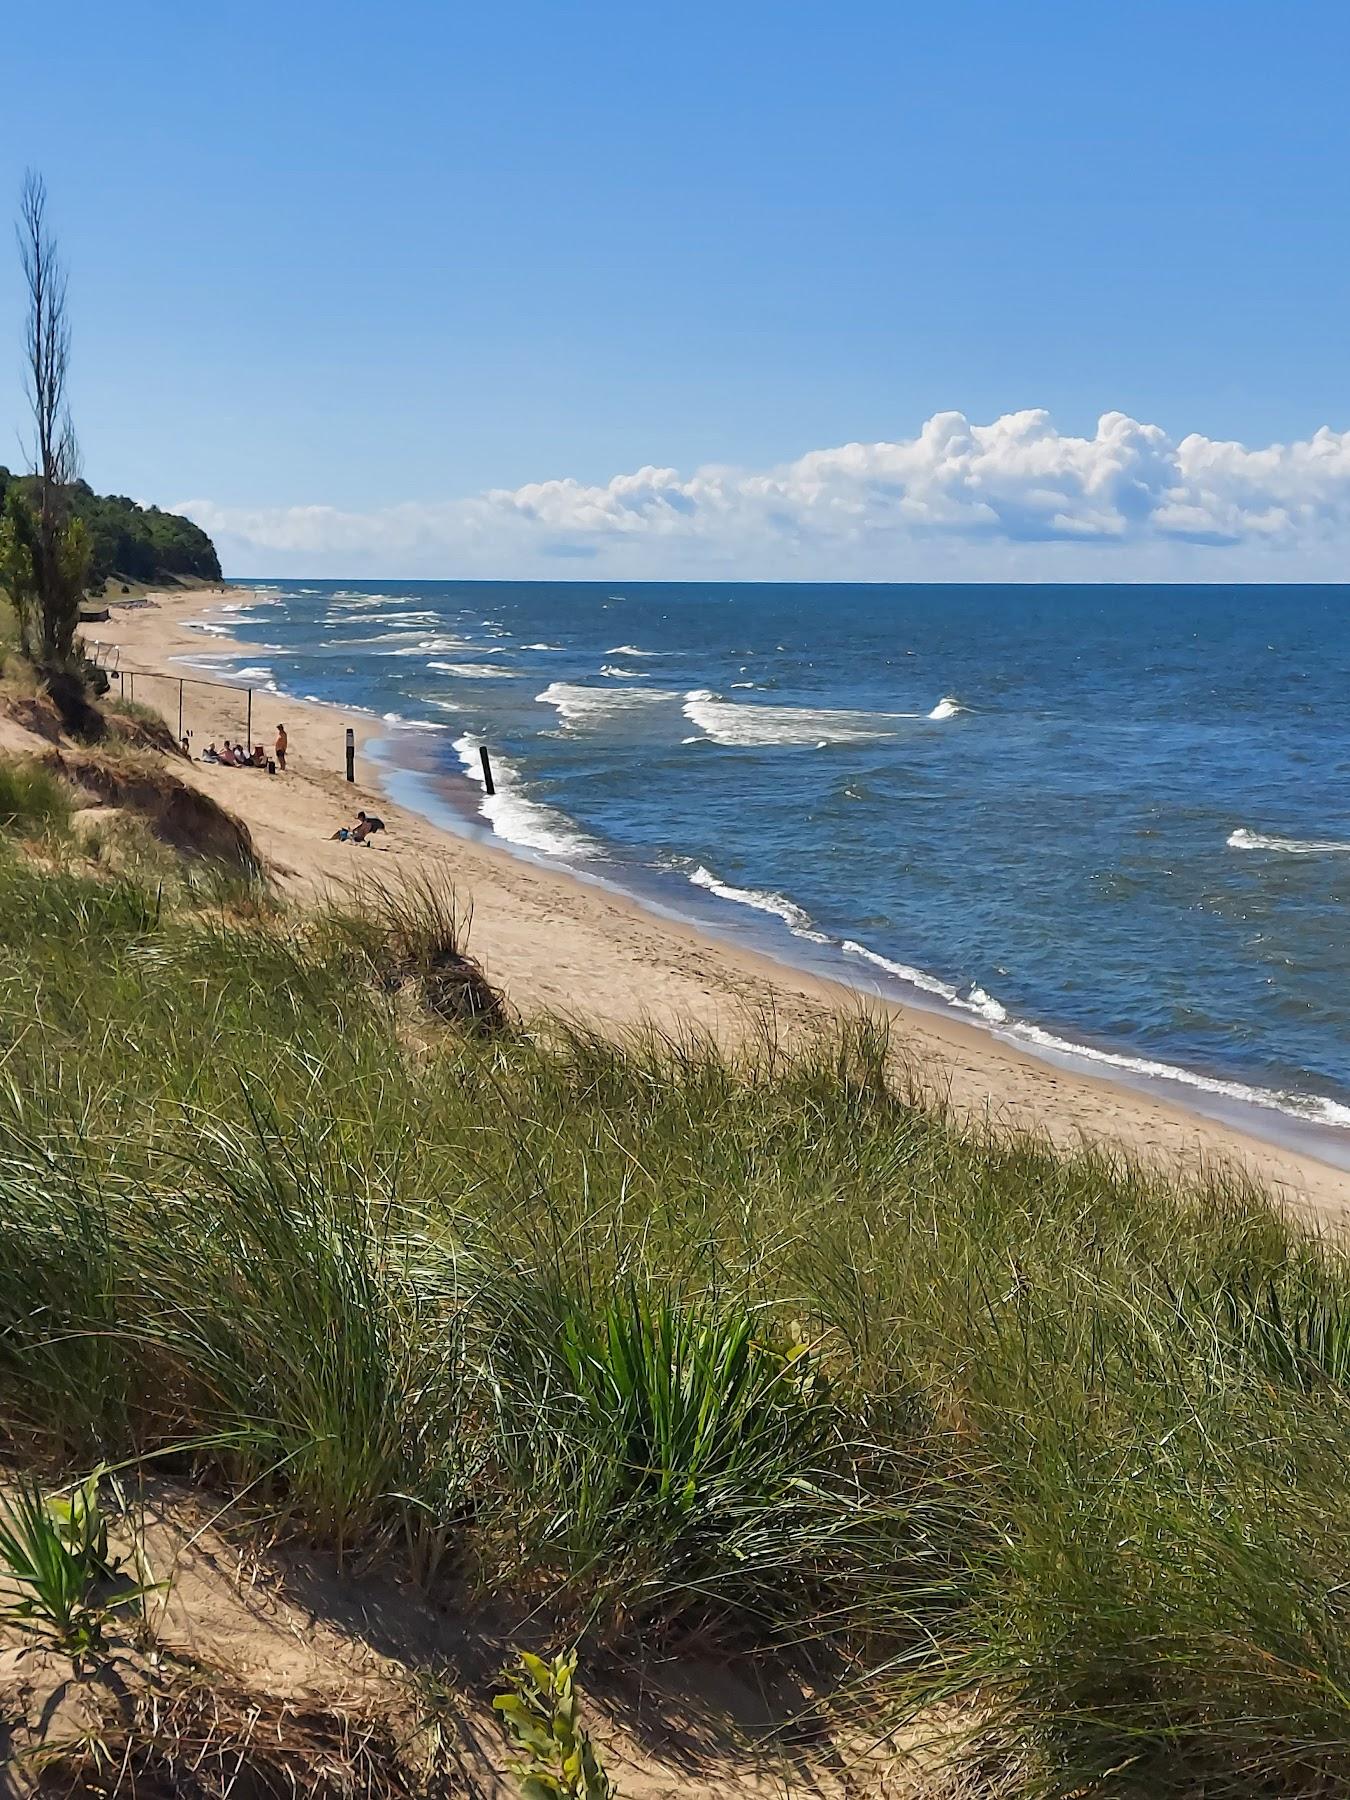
[1,842,1349,1793]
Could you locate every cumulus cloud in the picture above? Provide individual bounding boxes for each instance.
[180,410,1350,580]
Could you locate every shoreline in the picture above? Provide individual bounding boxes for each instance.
[85,585,1350,1222]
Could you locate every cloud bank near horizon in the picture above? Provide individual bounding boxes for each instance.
[180,409,1350,581]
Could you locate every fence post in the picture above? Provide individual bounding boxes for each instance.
[345,727,355,782]
[129,673,134,703]
[246,689,253,752]
[479,746,495,795]
[178,679,184,742]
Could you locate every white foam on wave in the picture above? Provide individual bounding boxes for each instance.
[842,940,964,1004]
[1228,827,1350,855]
[328,608,442,627]
[381,635,506,657]
[607,644,659,657]
[600,664,650,680]
[688,866,828,941]
[186,621,231,636]
[427,661,520,679]
[681,690,948,748]
[377,710,441,724]
[842,943,1350,1131]
[536,681,677,727]
[1007,1020,1350,1131]
[452,734,600,860]
[232,665,272,682]
[522,642,564,651]
[928,696,965,720]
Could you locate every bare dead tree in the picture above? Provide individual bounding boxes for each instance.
[13,169,87,669]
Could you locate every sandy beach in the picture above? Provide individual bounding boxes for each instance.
[85,586,1350,1223]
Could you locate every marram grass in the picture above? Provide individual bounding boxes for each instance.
[0,842,1348,1793]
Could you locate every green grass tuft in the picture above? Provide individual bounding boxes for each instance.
[0,755,72,836]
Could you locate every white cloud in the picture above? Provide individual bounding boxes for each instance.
[180,409,1350,580]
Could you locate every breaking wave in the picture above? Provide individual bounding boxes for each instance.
[1228,828,1350,855]
[687,866,827,941]
[842,944,1350,1129]
[453,735,601,860]
[681,691,954,748]
[536,681,678,727]
[427,662,520,679]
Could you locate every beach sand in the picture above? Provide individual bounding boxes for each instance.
[87,587,1350,1222]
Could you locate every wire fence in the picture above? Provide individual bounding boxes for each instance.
[87,649,260,753]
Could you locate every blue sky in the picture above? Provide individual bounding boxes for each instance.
[2,1,1349,578]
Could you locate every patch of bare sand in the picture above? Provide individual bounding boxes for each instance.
[0,1484,966,1798]
[76,587,1350,1225]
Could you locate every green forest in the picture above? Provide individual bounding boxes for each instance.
[0,467,221,589]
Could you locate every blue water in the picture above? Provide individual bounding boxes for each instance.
[185,581,1350,1140]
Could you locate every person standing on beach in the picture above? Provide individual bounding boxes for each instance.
[275,723,288,771]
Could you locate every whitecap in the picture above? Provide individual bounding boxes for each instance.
[328,608,442,626]
[1228,827,1350,855]
[427,662,520,679]
[682,691,924,748]
[600,664,650,680]
[607,644,660,656]
[536,681,678,727]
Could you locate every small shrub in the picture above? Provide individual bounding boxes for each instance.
[0,1469,158,1658]
[494,1649,614,1799]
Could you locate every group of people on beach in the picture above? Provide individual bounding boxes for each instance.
[202,724,288,774]
[197,718,388,848]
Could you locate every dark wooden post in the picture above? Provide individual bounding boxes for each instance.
[246,688,253,752]
[177,679,184,741]
[346,727,355,782]
[479,746,495,795]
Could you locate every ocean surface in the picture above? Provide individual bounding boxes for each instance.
[184,580,1350,1149]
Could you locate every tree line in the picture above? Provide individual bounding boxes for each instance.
[0,470,221,588]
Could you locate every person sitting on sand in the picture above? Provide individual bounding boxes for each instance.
[275,724,288,771]
[251,744,267,768]
[216,741,237,767]
[202,742,220,763]
[331,810,387,845]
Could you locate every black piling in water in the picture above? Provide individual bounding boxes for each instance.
[480,746,496,795]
